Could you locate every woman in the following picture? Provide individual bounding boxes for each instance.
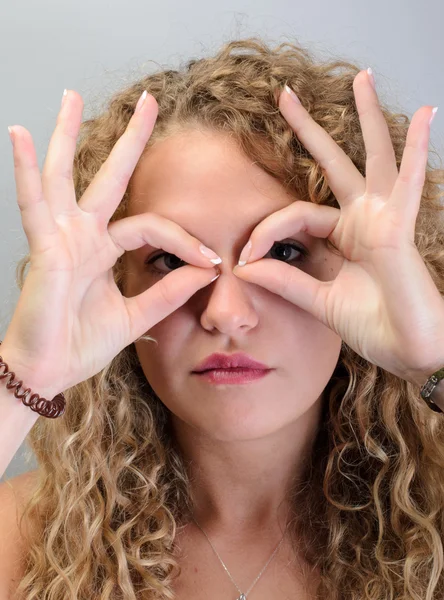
[1,37,444,599]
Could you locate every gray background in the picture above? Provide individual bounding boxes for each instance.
[1,0,443,482]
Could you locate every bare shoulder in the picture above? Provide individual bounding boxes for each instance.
[0,469,40,521]
[0,470,40,599]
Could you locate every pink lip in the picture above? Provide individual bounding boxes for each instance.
[192,352,270,373]
[192,368,272,385]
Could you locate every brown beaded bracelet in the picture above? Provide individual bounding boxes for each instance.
[0,341,66,419]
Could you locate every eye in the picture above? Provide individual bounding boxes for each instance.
[264,240,308,263]
[145,240,308,276]
[145,252,186,275]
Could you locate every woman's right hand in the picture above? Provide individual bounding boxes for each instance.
[2,90,221,401]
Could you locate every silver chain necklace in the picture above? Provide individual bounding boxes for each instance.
[192,515,287,599]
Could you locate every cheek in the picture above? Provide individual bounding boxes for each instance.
[283,307,342,394]
[134,314,193,419]
[121,254,161,297]
[134,312,190,379]
[304,240,344,282]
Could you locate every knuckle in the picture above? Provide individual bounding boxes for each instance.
[12,152,22,170]
[59,165,74,181]
[409,176,425,192]
[404,139,417,152]
[107,228,125,257]
[397,171,410,185]
[279,268,294,296]
[157,278,176,308]
[19,191,46,213]
[398,170,424,189]
[356,104,373,119]
[112,169,132,189]
[126,124,146,143]
[42,164,73,183]
[319,153,338,172]
[104,162,132,189]
[56,119,80,142]
[64,125,80,143]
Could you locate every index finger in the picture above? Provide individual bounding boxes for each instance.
[279,81,366,207]
[78,91,158,228]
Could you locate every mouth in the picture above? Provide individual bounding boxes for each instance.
[194,367,268,373]
[192,352,271,373]
[192,367,273,385]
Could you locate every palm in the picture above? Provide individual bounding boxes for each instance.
[7,212,132,391]
[319,197,409,368]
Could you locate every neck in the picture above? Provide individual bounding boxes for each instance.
[170,398,322,538]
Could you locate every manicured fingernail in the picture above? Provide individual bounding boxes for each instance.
[367,67,376,90]
[430,107,439,126]
[199,244,222,264]
[61,89,68,109]
[284,84,301,105]
[7,126,14,146]
[238,240,252,266]
[135,90,148,113]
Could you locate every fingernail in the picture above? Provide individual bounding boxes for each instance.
[284,84,301,105]
[430,107,439,126]
[367,67,376,90]
[61,89,68,109]
[210,265,221,282]
[199,244,222,264]
[135,90,148,113]
[7,126,14,146]
[238,240,252,267]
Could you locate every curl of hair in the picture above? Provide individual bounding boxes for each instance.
[9,37,444,600]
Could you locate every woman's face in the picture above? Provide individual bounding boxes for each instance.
[123,129,343,442]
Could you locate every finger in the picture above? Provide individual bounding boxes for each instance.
[388,107,435,241]
[107,212,222,268]
[352,70,399,198]
[233,258,329,324]
[240,201,340,265]
[8,126,59,255]
[78,92,159,228]
[124,264,219,344]
[279,85,366,206]
[41,90,84,217]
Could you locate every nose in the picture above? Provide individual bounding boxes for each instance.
[198,261,259,334]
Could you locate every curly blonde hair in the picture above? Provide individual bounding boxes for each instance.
[10,37,444,600]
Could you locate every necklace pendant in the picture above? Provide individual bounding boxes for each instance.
[237,595,246,600]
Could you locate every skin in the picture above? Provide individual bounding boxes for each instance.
[123,127,344,544]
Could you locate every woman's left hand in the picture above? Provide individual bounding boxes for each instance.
[232,69,444,387]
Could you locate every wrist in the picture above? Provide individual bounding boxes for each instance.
[405,363,444,413]
[428,382,444,413]
[0,348,62,401]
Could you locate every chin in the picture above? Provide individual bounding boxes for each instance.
[194,409,298,442]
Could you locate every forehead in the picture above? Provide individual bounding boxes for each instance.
[128,129,293,225]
